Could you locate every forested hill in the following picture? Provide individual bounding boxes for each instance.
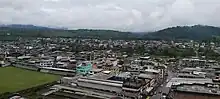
[0,26,138,40]
[145,25,220,40]
[1,24,220,40]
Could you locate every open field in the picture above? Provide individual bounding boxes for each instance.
[0,67,59,94]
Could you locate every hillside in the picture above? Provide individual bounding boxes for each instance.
[1,24,220,40]
[145,25,220,40]
[0,24,54,30]
[0,26,137,40]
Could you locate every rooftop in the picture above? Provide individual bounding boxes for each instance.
[115,72,131,78]
[182,68,202,71]
[176,85,220,95]
[177,73,205,78]
[138,73,155,79]
[166,78,213,87]
[144,69,160,74]
[89,72,113,80]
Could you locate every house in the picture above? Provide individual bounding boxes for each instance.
[76,61,92,75]
[39,59,54,67]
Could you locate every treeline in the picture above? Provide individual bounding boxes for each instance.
[145,25,220,40]
[148,47,196,58]
[0,27,139,40]
[1,25,220,40]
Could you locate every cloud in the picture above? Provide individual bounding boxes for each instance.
[0,0,220,32]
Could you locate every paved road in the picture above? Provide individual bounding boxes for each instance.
[155,67,175,94]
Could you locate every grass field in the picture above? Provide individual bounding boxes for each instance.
[0,67,59,94]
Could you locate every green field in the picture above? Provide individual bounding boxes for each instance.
[0,67,59,94]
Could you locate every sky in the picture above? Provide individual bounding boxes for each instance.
[0,0,220,32]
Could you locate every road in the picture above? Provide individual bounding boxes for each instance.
[154,66,176,95]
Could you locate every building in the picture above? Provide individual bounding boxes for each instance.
[166,78,213,87]
[39,59,54,67]
[172,84,220,99]
[76,61,92,75]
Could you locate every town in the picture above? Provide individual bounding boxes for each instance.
[1,37,220,99]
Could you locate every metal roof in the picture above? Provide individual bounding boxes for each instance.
[150,94,162,99]
[176,85,220,95]
[138,73,155,79]
[145,69,160,74]
[166,78,213,87]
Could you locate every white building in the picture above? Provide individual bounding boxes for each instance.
[39,59,54,67]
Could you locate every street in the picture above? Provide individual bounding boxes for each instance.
[153,66,176,97]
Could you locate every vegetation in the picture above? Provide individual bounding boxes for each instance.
[0,26,138,40]
[148,47,196,58]
[1,24,220,40]
[145,25,220,40]
[0,67,59,94]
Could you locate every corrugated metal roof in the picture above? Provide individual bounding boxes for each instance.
[138,74,155,79]
[166,78,213,87]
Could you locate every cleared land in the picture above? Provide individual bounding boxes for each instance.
[0,67,59,94]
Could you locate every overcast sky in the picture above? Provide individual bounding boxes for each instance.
[0,0,220,32]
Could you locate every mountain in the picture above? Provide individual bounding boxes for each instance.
[0,24,137,40]
[145,25,220,40]
[0,24,55,30]
[1,24,220,40]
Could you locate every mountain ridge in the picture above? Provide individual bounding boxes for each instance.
[0,24,67,30]
[145,25,220,40]
[1,24,220,40]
